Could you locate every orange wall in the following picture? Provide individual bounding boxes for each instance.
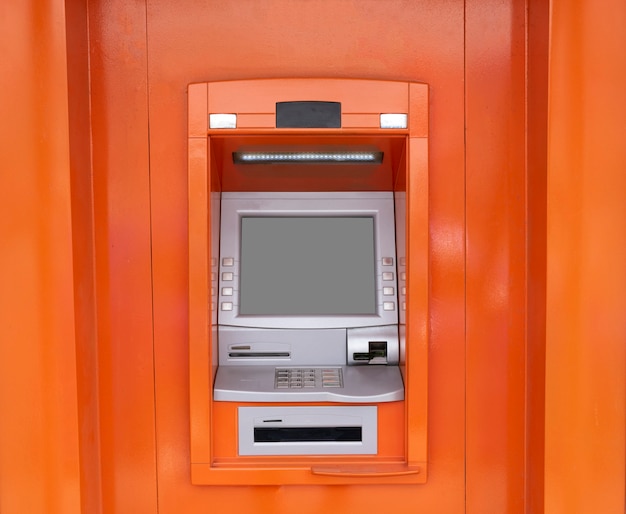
[145,2,466,511]
[545,1,626,511]
[0,1,82,512]
[0,0,624,513]
[465,1,529,510]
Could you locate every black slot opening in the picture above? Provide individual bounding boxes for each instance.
[228,352,290,358]
[368,341,387,360]
[353,341,388,363]
[254,426,362,443]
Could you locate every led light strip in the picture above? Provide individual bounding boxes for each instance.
[233,151,383,164]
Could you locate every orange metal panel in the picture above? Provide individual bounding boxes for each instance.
[187,79,427,486]
[87,1,159,512]
[208,79,409,115]
[465,0,528,512]
[341,114,380,128]
[134,0,464,511]
[545,1,626,512]
[409,84,429,138]
[13,0,626,512]
[525,1,549,512]
[188,83,208,136]
[405,136,429,467]
[0,1,82,512]
[188,137,211,463]
[65,0,104,512]
[235,113,276,128]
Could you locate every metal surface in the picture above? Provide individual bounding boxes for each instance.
[544,1,626,512]
[6,0,624,513]
[214,365,404,403]
[237,406,378,455]
[217,192,399,329]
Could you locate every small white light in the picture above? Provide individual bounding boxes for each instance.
[380,113,408,129]
[209,113,237,129]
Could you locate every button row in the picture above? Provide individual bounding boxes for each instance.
[381,258,396,311]
[220,258,235,310]
[398,254,406,312]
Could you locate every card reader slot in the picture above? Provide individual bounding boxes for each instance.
[352,341,388,364]
[225,340,292,361]
[229,352,290,358]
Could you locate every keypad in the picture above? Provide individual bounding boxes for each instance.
[274,368,343,389]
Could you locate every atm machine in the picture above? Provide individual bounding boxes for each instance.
[188,78,429,485]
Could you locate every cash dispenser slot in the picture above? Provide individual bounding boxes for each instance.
[254,426,362,443]
[238,406,377,456]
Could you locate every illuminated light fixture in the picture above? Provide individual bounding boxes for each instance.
[233,151,384,164]
[380,113,408,129]
[209,113,237,129]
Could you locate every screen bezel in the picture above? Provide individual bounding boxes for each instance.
[218,192,399,330]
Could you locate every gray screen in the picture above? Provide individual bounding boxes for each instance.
[239,217,377,315]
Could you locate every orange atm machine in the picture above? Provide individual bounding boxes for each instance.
[188,78,428,485]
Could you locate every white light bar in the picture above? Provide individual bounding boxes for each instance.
[380,113,408,129]
[233,151,383,164]
[209,113,237,129]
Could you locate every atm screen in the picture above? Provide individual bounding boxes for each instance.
[239,216,377,316]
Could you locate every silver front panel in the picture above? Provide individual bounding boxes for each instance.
[214,365,403,403]
[218,192,398,330]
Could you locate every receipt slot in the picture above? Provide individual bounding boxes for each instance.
[188,79,428,485]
